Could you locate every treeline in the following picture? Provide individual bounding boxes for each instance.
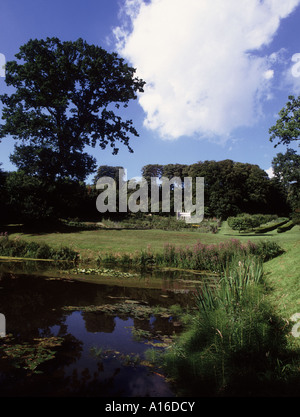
[138,160,290,218]
[0,158,291,225]
[0,168,97,225]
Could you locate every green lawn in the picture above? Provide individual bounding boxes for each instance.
[9,228,216,257]
[8,221,299,257]
[263,227,300,320]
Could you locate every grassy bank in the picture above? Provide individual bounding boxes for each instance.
[157,253,300,396]
[263,226,300,320]
[154,225,300,396]
[4,220,296,257]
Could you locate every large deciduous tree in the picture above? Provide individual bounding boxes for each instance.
[269,95,300,148]
[0,37,145,182]
[269,95,300,214]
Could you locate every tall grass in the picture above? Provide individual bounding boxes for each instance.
[158,255,300,396]
[97,238,284,272]
[0,233,78,261]
[195,255,264,313]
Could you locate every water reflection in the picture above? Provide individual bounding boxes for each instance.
[0,263,209,397]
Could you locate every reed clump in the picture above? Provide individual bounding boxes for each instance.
[159,255,300,396]
[0,233,78,261]
[97,239,284,272]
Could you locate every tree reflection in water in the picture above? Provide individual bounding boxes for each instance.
[0,269,198,396]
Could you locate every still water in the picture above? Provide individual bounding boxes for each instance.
[0,261,211,397]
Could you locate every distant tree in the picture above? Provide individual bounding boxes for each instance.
[0,165,9,222]
[186,160,282,218]
[93,165,128,218]
[271,149,300,211]
[162,163,188,181]
[141,164,164,184]
[93,165,124,185]
[90,160,290,221]
[269,95,300,148]
[4,171,55,222]
[0,37,145,182]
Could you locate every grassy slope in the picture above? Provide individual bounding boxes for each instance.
[263,227,300,319]
[220,222,300,320]
[8,227,236,258]
[8,220,294,255]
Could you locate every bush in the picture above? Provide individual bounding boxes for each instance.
[254,218,289,233]
[277,220,295,233]
[227,214,260,232]
[251,240,284,261]
[291,211,300,225]
[227,213,278,232]
[0,235,78,261]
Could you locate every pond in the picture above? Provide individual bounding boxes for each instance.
[0,260,215,397]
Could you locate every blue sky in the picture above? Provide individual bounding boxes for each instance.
[0,0,300,183]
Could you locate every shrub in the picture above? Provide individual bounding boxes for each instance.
[250,240,284,261]
[277,220,295,233]
[254,218,289,233]
[227,213,279,233]
[0,235,78,261]
[291,211,300,225]
[227,215,260,232]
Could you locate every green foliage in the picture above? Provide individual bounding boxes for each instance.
[4,171,55,222]
[227,213,292,235]
[271,149,300,212]
[254,218,289,234]
[227,213,279,232]
[161,256,299,396]
[0,234,78,261]
[97,238,284,272]
[269,95,300,148]
[227,214,260,232]
[277,220,295,233]
[140,160,289,220]
[196,256,263,313]
[194,255,264,314]
[0,335,64,375]
[2,170,98,223]
[100,215,194,231]
[291,211,300,225]
[249,240,284,261]
[0,37,145,182]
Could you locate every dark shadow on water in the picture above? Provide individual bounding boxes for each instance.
[0,262,205,397]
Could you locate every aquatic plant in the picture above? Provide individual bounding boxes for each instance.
[0,335,64,375]
[160,255,299,396]
[96,239,283,273]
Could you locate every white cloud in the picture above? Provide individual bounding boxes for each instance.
[283,53,300,94]
[264,69,274,80]
[114,0,300,141]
